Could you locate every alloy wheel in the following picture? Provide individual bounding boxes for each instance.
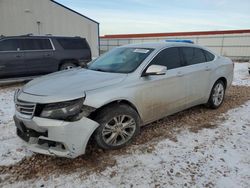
[212,82,225,106]
[102,115,136,146]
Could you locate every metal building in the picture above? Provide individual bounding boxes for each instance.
[101,30,250,61]
[0,0,100,57]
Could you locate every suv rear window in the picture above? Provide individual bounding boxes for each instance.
[57,38,89,50]
[20,39,53,50]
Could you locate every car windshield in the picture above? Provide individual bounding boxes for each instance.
[88,47,154,73]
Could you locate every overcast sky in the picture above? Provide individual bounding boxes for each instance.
[57,0,250,36]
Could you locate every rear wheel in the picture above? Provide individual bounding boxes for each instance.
[94,104,140,150]
[207,80,225,109]
[59,62,77,70]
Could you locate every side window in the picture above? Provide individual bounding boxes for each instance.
[0,39,20,51]
[20,39,52,50]
[57,38,89,50]
[36,39,53,50]
[150,47,182,70]
[182,47,206,65]
[203,50,215,62]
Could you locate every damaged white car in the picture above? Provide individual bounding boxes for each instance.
[14,41,234,158]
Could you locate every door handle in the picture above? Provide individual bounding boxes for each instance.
[205,66,211,71]
[16,55,22,58]
[177,72,184,77]
[44,53,52,57]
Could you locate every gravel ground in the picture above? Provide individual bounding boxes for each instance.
[1,85,250,184]
[0,63,249,187]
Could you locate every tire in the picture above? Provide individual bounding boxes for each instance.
[59,62,77,71]
[207,80,225,109]
[94,104,140,150]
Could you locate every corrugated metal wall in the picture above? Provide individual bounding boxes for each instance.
[100,33,250,60]
[0,0,99,57]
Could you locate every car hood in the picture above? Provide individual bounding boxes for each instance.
[21,68,127,101]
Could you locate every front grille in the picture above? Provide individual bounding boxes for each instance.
[15,100,36,119]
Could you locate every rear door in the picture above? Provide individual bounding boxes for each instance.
[0,38,26,78]
[180,47,212,107]
[19,38,57,76]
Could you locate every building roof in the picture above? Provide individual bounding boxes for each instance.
[50,0,99,24]
[101,29,250,39]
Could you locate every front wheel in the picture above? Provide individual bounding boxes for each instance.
[207,80,225,109]
[59,62,77,71]
[94,104,140,150]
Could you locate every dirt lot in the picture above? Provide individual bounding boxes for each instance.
[0,63,249,187]
[0,85,249,184]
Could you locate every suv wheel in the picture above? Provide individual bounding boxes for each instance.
[94,104,140,150]
[207,80,225,109]
[59,62,77,70]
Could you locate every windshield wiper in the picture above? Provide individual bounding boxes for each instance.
[90,68,109,72]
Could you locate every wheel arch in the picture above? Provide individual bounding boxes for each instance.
[216,77,227,89]
[58,59,79,69]
[89,99,141,121]
[207,77,228,100]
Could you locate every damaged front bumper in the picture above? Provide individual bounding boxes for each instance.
[14,115,99,158]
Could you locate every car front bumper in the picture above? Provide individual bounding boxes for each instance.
[14,115,99,158]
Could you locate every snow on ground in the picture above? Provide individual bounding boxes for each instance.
[0,62,249,187]
[232,62,250,86]
[13,100,250,188]
[0,86,16,125]
[0,85,32,166]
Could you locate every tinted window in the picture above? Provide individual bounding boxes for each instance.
[182,47,206,65]
[20,39,52,50]
[150,47,182,70]
[0,39,20,51]
[203,50,215,62]
[57,38,89,50]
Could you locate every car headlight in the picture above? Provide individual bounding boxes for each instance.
[40,98,85,121]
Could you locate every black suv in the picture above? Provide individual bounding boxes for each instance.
[0,35,92,79]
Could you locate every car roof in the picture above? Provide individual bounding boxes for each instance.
[0,35,84,39]
[123,42,204,50]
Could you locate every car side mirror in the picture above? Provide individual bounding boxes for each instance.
[143,65,167,76]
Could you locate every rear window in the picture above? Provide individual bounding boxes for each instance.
[0,39,20,51]
[182,47,206,65]
[20,39,53,50]
[203,50,215,61]
[57,38,89,50]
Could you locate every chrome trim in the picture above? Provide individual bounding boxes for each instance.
[49,38,56,50]
[15,98,36,119]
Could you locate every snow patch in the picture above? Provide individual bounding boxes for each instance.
[7,101,250,188]
[232,62,250,86]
